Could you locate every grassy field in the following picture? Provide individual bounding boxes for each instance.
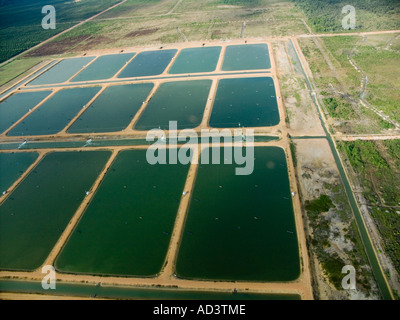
[0,0,121,63]
[338,140,400,276]
[24,0,307,56]
[0,57,47,87]
[299,34,400,134]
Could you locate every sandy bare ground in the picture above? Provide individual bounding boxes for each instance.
[335,134,400,141]
[272,41,325,137]
[0,40,313,300]
[0,293,100,300]
[298,30,400,38]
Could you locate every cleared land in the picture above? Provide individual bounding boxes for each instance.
[298,34,400,135]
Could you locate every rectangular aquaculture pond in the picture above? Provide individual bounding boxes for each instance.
[222,44,271,71]
[67,83,154,134]
[176,147,300,281]
[71,53,136,82]
[168,47,221,74]
[0,151,111,270]
[7,87,101,136]
[209,77,279,128]
[0,152,38,192]
[134,80,211,131]
[55,149,190,276]
[117,49,177,78]
[28,57,95,85]
[0,91,51,134]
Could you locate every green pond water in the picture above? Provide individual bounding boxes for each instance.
[222,44,271,71]
[0,91,52,134]
[176,147,300,282]
[169,47,222,74]
[28,57,95,86]
[71,53,136,82]
[0,152,38,192]
[0,151,111,270]
[118,50,177,78]
[135,80,211,131]
[0,280,300,300]
[8,87,101,136]
[56,149,190,277]
[209,77,279,128]
[67,83,154,134]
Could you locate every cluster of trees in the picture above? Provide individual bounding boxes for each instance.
[0,0,120,63]
[292,0,400,32]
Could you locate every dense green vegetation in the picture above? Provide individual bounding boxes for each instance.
[305,194,335,214]
[371,207,400,274]
[292,0,400,32]
[323,97,355,120]
[339,140,389,171]
[0,0,120,62]
[338,140,400,274]
[320,253,346,290]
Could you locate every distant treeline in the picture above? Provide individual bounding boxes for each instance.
[292,0,400,32]
[0,0,120,63]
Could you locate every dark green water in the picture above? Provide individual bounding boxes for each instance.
[222,44,271,71]
[135,80,211,131]
[0,152,38,192]
[71,53,136,82]
[0,280,300,300]
[0,151,111,270]
[67,83,154,133]
[176,147,300,281]
[118,50,177,78]
[19,71,270,91]
[209,77,279,128]
[56,149,190,276]
[28,57,95,85]
[169,47,222,74]
[8,87,101,136]
[0,91,52,134]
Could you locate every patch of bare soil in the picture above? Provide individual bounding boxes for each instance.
[211,29,228,39]
[26,35,91,57]
[125,28,160,38]
[295,139,380,300]
[273,41,325,137]
[81,35,114,51]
